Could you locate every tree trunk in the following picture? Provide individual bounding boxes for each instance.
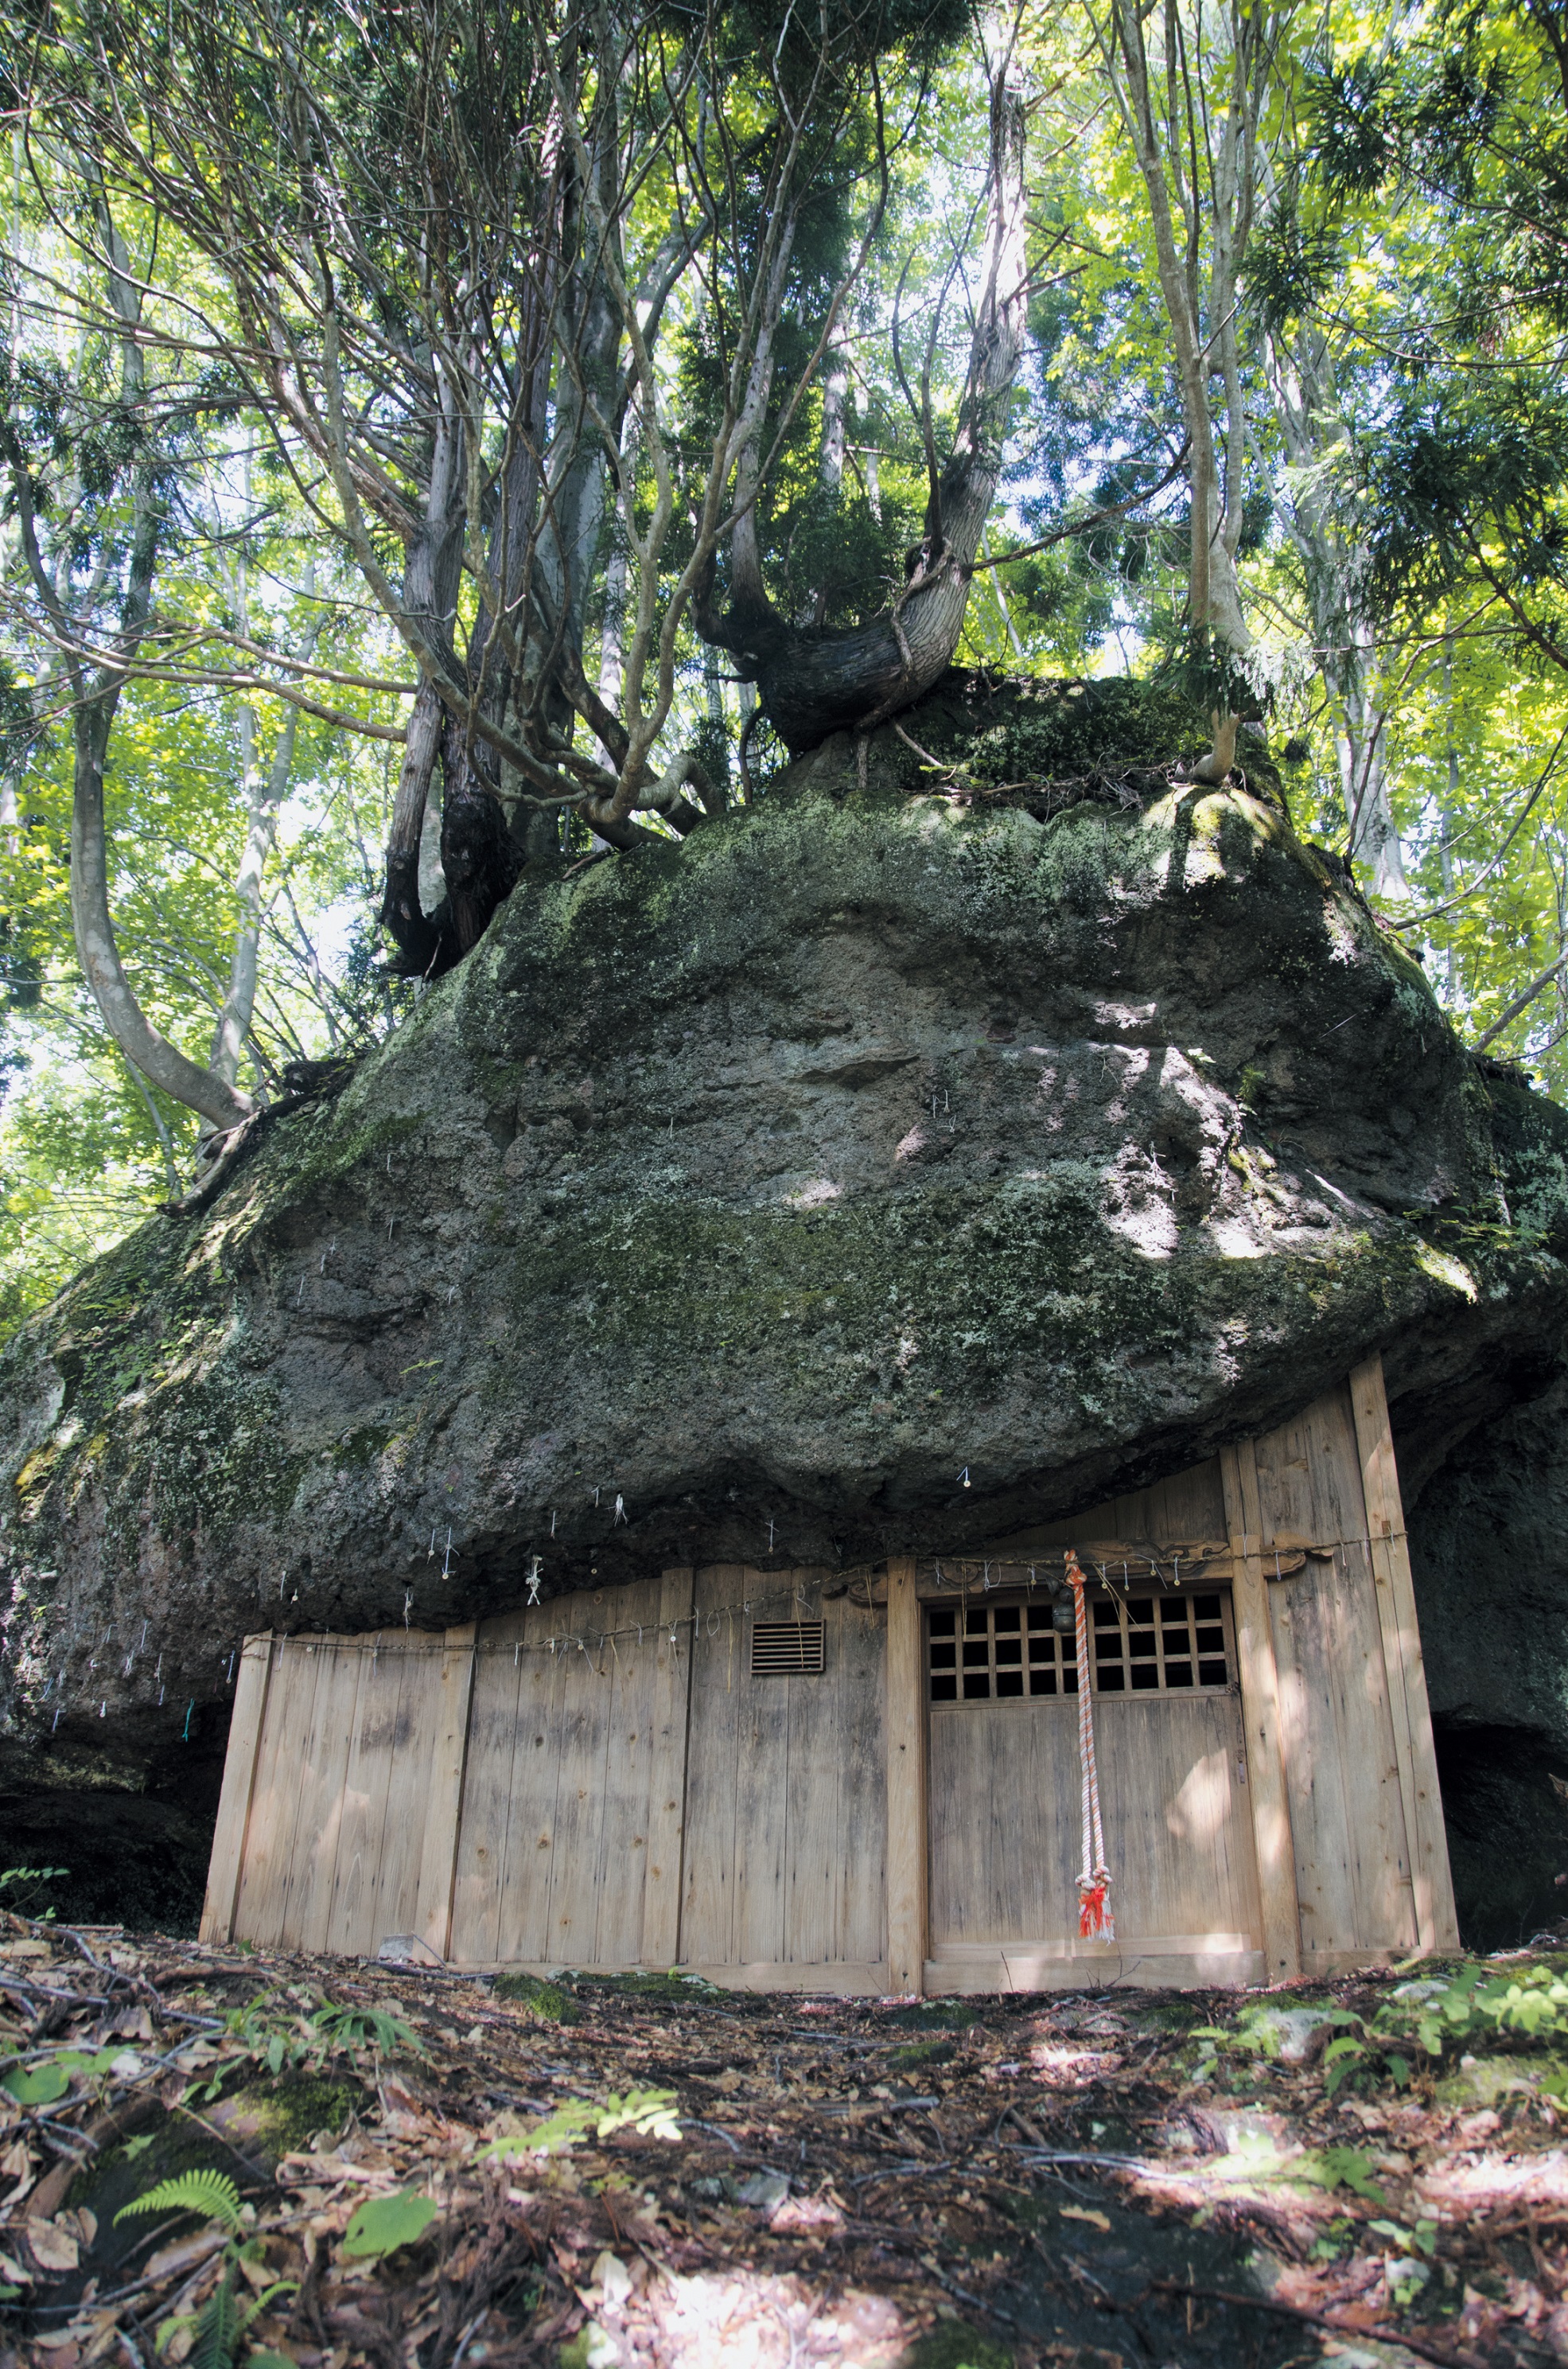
[72,699,254,1132]
[439,709,522,957]
[697,80,1029,754]
[381,681,449,975]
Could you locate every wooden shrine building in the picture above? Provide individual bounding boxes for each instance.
[200,1356,1458,1990]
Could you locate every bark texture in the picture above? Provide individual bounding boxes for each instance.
[4,676,1568,1931]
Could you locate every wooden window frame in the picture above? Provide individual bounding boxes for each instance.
[926,1588,1237,1705]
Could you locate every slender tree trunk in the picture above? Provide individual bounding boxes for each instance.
[72,699,254,1131]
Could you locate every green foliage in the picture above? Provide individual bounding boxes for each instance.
[481,2086,682,2160]
[0,1864,68,1915]
[340,2190,438,2258]
[309,2003,420,2059]
[216,1988,418,2081]
[1197,1955,1568,2099]
[117,2168,244,2238]
[1289,2145,1386,2203]
[119,2168,295,2368]
[1,2059,69,2104]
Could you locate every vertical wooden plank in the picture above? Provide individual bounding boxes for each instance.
[449,1610,527,1965]
[590,1584,653,1967]
[781,1574,835,1964]
[679,1567,743,1964]
[1220,1441,1302,1981]
[200,1632,274,1944]
[250,1638,333,1947]
[733,1576,791,1966]
[291,1639,366,1955]
[1350,1354,1461,1950]
[232,1640,309,1945]
[325,1637,405,1956]
[414,1623,477,1961]
[496,1609,569,1966]
[377,1635,460,1944]
[886,1557,927,1994]
[835,1592,889,1966]
[644,1569,694,1966]
[543,1599,613,1964]
[1267,1548,1415,1953]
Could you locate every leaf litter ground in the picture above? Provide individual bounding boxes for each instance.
[7,1915,1568,2367]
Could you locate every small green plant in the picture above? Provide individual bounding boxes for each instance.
[309,2002,419,2058]
[1368,2215,1438,2259]
[482,2086,682,2160]
[218,1990,419,2083]
[1316,1957,1568,2092]
[117,2170,296,2369]
[0,1864,68,1918]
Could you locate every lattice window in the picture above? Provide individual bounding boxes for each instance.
[928,1591,1235,1702]
[928,1603,1078,1703]
[751,1620,825,1676]
[1090,1591,1233,1693]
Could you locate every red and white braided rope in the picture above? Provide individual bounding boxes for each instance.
[1065,1549,1114,1940]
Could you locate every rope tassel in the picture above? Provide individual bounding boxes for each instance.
[1065,1548,1114,1942]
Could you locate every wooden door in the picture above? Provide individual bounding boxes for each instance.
[925,1588,1265,1990]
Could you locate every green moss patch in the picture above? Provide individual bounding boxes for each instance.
[493,1970,579,2023]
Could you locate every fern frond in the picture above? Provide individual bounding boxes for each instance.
[190,2262,243,2369]
[116,2168,243,2236]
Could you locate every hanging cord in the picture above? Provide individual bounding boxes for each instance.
[1065,1548,1114,1941]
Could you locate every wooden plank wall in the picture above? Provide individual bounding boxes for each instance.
[210,1359,1454,1990]
[223,1627,460,1958]
[447,1571,682,1969]
[679,1568,886,1984]
[1247,1380,1420,1969]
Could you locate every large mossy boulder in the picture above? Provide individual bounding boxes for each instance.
[3,673,1568,1936]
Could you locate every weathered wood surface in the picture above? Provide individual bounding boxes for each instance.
[1350,1354,1461,1951]
[216,1376,1453,1987]
[448,1575,671,1968]
[885,1558,926,1993]
[682,1568,886,1974]
[1251,1383,1420,1958]
[1220,1439,1304,1980]
[928,1690,1258,1957]
[414,1624,477,1962]
[198,1632,274,1945]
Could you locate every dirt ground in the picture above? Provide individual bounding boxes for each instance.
[6,1915,1568,2368]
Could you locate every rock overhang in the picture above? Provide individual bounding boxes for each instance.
[3,710,1568,1794]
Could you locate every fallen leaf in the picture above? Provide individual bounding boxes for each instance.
[25,2217,80,2272]
[1059,2206,1111,2233]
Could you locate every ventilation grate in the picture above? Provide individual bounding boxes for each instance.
[751,1619,825,1677]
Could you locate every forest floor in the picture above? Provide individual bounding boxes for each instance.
[5,1919,1568,2369]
